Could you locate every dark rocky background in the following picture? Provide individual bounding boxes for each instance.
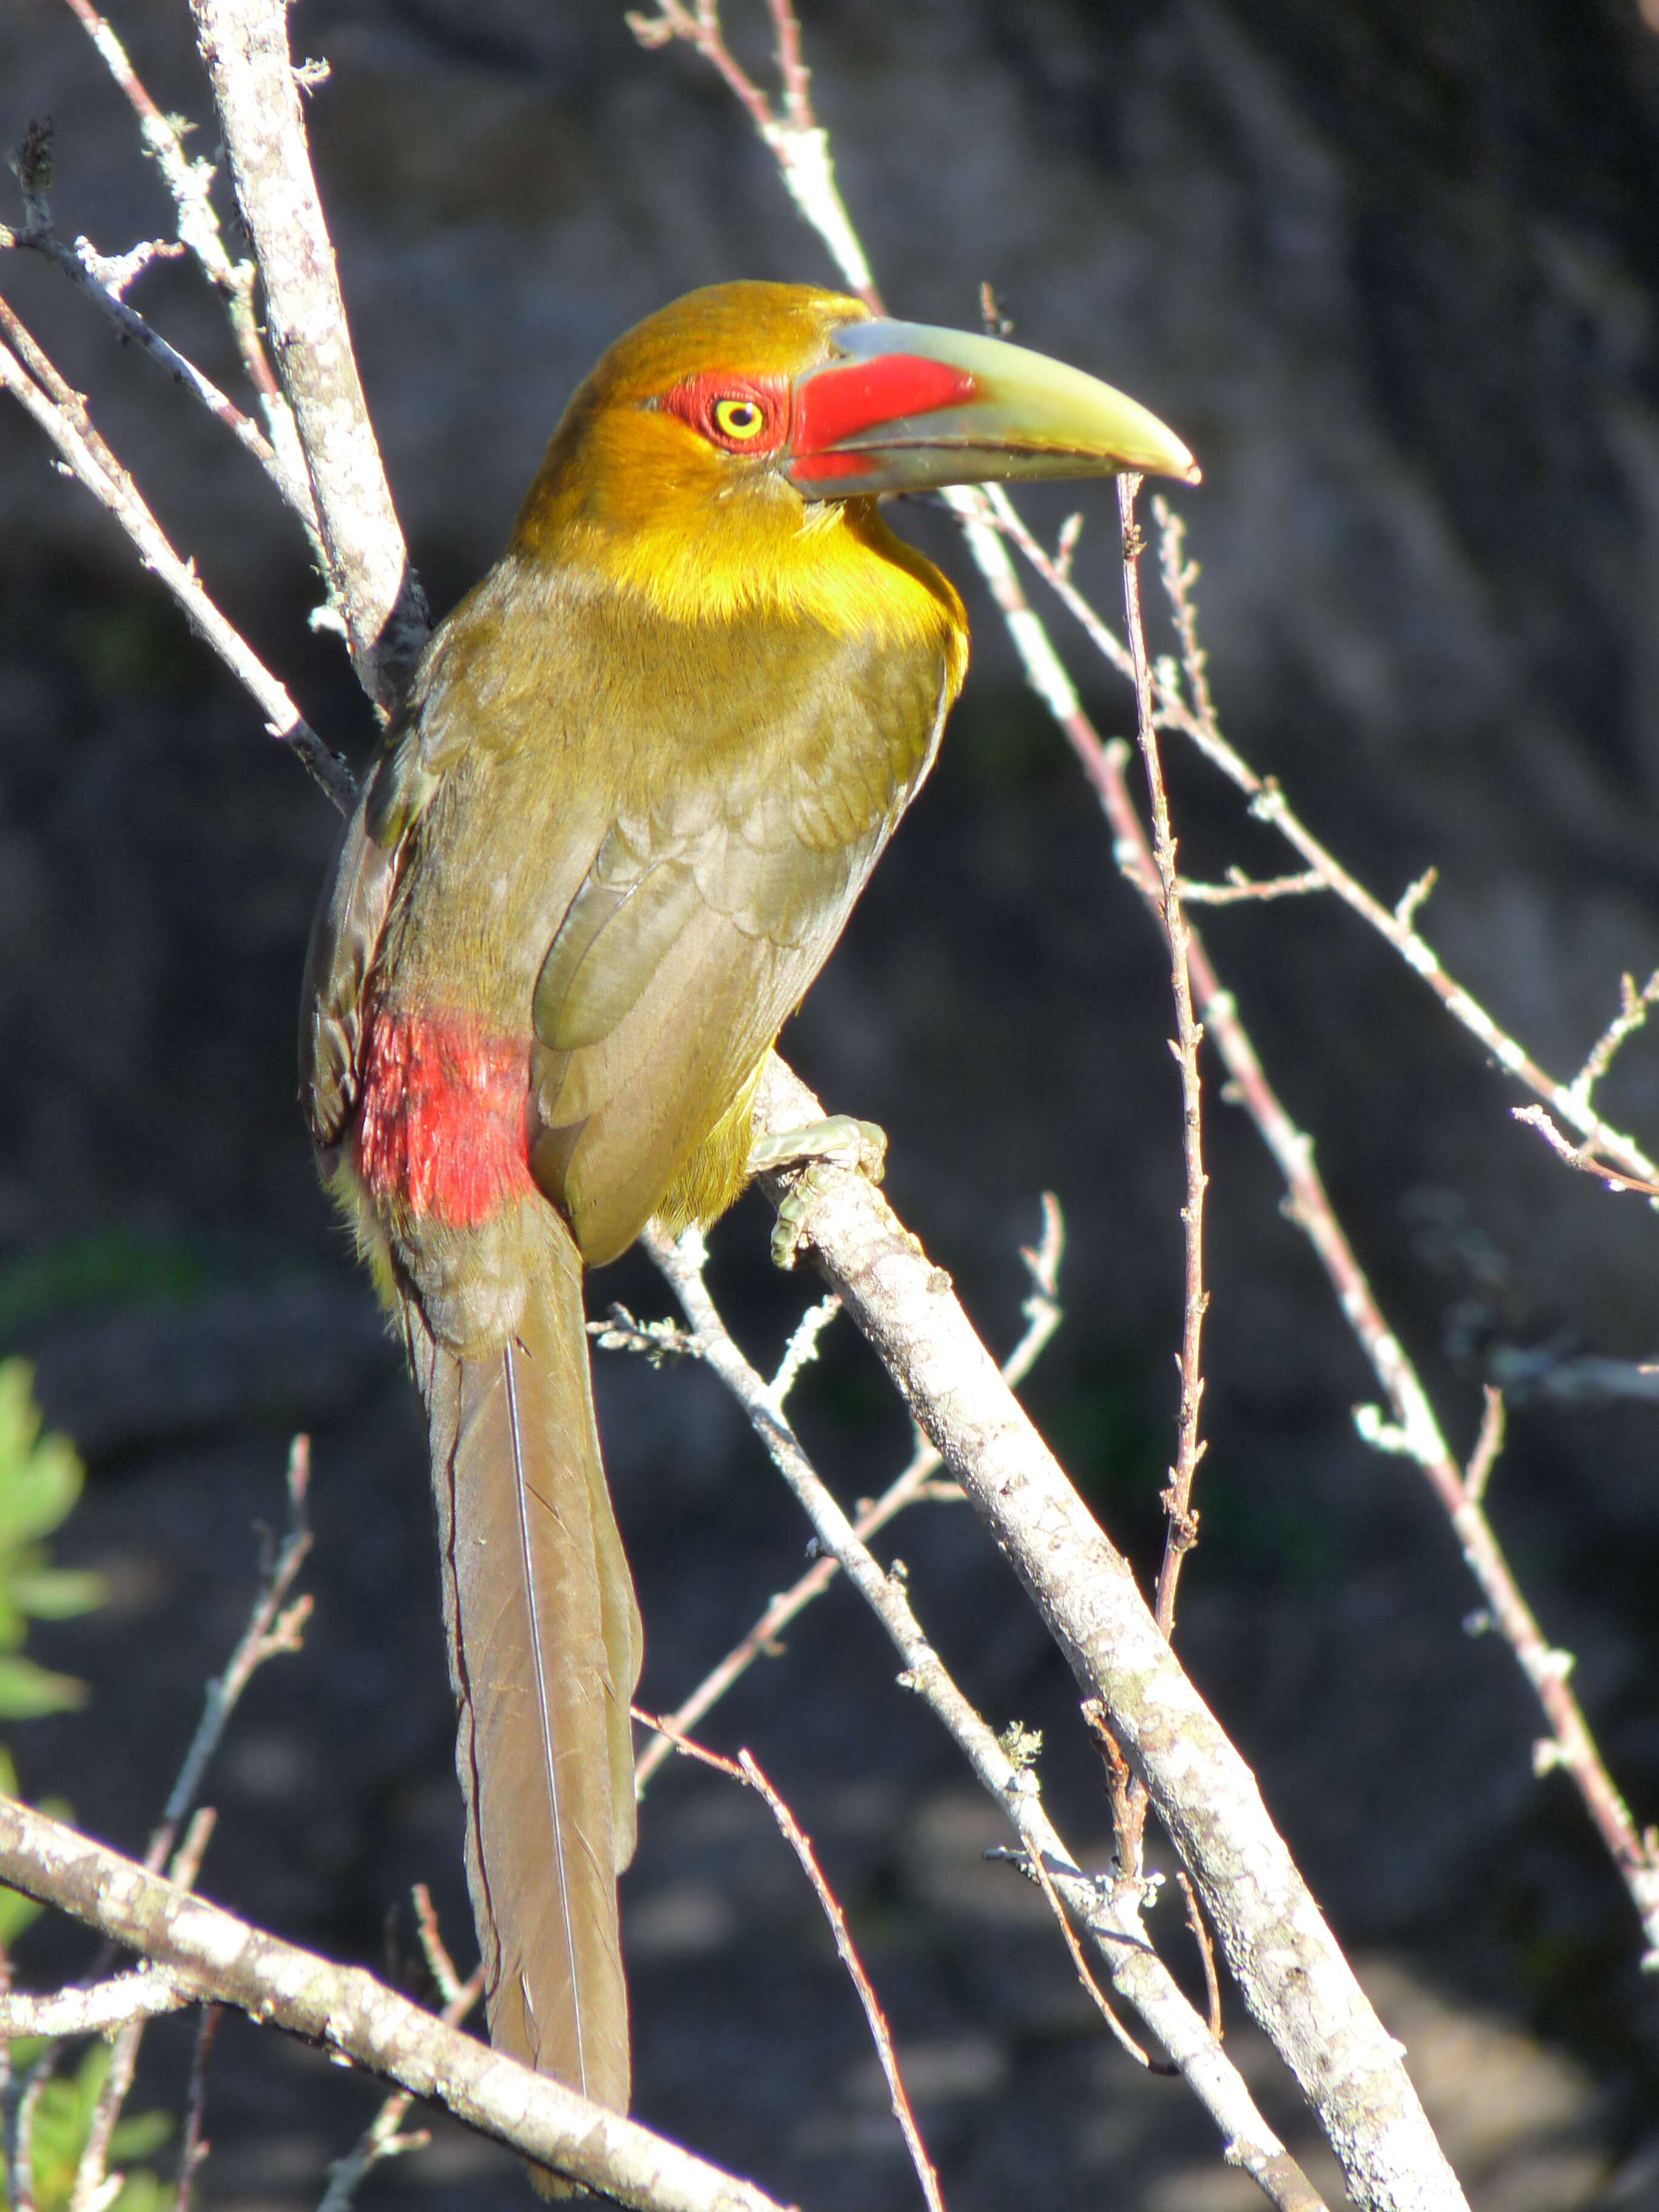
[3,0,1659,2203]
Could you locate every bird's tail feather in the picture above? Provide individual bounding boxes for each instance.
[410,1214,640,2159]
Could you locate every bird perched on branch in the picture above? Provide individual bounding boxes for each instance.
[300,280,1195,2177]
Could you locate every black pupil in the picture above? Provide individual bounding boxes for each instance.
[726,403,756,428]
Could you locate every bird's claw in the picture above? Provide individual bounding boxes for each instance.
[751,1116,887,1270]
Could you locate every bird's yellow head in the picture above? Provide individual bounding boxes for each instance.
[511,280,1196,632]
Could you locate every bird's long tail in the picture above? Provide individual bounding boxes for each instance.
[406,1211,641,2157]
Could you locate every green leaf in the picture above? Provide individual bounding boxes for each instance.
[112,2173,176,2212]
[0,1653,88,1718]
[0,1433,82,1550]
[109,2108,173,2162]
[8,1567,108,1620]
[0,1885,42,1940]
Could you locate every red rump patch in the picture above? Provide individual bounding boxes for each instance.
[357,1005,534,1227]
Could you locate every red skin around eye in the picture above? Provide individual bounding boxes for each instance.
[659,372,791,452]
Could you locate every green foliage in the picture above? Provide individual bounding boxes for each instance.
[0,1363,104,1722]
[14,2042,175,2212]
[0,1229,208,1339]
[0,1369,172,2210]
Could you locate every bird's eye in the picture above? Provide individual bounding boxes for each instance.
[711,397,766,442]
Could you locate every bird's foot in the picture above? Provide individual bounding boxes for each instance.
[750,1116,886,1270]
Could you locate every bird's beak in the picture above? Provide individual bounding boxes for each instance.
[786,317,1199,500]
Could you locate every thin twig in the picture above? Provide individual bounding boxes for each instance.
[0,310,352,812]
[1145,500,1659,1187]
[6,2051,49,2212]
[1093,740,1659,1969]
[1463,1389,1506,1507]
[69,1446,312,2212]
[1177,870,1327,906]
[175,2002,221,2212]
[315,1960,484,2212]
[1176,1872,1224,2042]
[410,1883,464,2009]
[986,480,1659,1191]
[625,0,876,303]
[4,119,310,517]
[1512,1105,1659,1199]
[1567,969,1659,1113]
[153,1436,313,1865]
[55,0,297,440]
[1114,472,1211,1867]
[769,1292,842,1407]
[1119,475,1209,1646]
[631,1197,1064,1791]
[640,1714,945,2212]
[1017,1840,1161,2070]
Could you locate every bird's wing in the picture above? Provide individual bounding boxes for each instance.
[528,628,951,1264]
[300,754,415,1163]
[299,622,485,1164]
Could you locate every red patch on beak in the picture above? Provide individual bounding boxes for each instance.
[791,354,979,455]
[357,1005,534,1226]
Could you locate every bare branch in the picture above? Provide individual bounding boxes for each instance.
[190,0,430,711]
[1093,742,1659,1970]
[1176,1871,1224,2043]
[642,1217,1330,2212]
[1512,1104,1659,1199]
[1145,499,1659,1187]
[69,1443,312,2212]
[1012,1838,1162,2071]
[5,2049,48,2212]
[769,1292,842,1407]
[154,1433,314,1867]
[0,1969,189,2037]
[745,1054,1462,2211]
[1119,475,1210,1651]
[642,1715,945,2212]
[4,118,313,520]
[0,1797,793,2212]
[1463,1388,1506,1507]
[632,1198,1063,1791]
[1567,969,1659,1112]
[175,2002,221,2212]
[411,1882,466,2011]
[316,1957,484,2212]
[625,1,876,303]
[739,1744,945,2212]
[0,307,352,812]
[1177,870,1327,907]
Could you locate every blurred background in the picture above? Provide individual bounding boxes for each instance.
[3,0,1659,2203]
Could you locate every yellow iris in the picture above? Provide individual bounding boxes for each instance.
[712,397,765,441]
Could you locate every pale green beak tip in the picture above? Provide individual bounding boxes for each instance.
[794,315,1201,497]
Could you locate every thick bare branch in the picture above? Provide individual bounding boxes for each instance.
[0,1970,189,2038]
[0,1799,792,2212]
[642,1221,1328,2212]
[746,1054,1465,2212]
[190,0,430,712]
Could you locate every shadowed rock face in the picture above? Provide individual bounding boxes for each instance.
[2,1,1659,2202]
